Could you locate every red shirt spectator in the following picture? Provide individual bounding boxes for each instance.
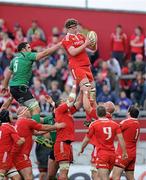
[130,34,144,54]
[111,25,128,52]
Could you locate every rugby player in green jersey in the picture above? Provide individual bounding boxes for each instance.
[2,42,61,123]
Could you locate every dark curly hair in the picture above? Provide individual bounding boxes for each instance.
[64,18,78,29]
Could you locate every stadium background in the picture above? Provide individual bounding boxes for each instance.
[0,0,146,179]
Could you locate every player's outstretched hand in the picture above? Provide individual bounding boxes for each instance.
[45,94,55,107]
[55,122,66,129]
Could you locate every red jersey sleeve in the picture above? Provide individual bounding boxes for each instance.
[69,105,77,114]
[29,120,43,131]
[120,120,128,131]
[62,36,74,50]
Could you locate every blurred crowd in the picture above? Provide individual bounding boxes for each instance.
[0,18,146,114]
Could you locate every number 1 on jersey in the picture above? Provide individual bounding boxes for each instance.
[103,127,112,140]
[135,128,139,140]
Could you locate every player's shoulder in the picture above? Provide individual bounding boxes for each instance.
[89,120,99,127]
[63,33,74,41]
[120,118,138,125]
[109,120,119,127]
[17,117,32,124]
[2,123,15,131]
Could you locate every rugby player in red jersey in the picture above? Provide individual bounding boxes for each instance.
[62,18,97,94]
[79,106,127,180]
[12,106,65,180]
[53,83,83,180]
[112,106,140,180]
[0,109,25,180]
[83,90,116,180]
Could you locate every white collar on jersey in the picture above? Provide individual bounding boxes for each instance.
[98,117,109,121]
[67,32,80,36]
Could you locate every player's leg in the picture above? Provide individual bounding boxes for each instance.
[38,171,47,180]
[0,171,5,180]
[98,168,110,180]
[125,158,135,180]
[90,147,100,180]
[14,154,33,180]
[58,161,70,180]
[54,142,72,180]
[125,171,134,180]
[10,86,41,123]
[19,167,33,180]
[10,174,21,180]
[71,68,91,91]
[6,168,21,180]
[91,167,100,180]
[112,166,124,180]
[35,142,51,180]
[47,150,59,180]
[85,66,96,99]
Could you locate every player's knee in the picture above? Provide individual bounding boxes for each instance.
[22,172,33,180]
[112,174,121,180]
[80,82,91,91]
[59,162,69,180]
[24,175,33,180]
[58,174,68,180]
[59,162,70,171]
[90,81,95,88]
[0,173,5,180]
[89,87,96,101]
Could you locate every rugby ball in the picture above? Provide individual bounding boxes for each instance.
[87,31,97,42]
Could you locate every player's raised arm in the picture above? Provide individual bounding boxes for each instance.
[67,37,92,56]
[36,42,62,61]
[1,69,13,94]
[0,96,13,110]
[41,122,66,132]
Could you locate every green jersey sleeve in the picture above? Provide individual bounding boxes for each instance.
[26,52,37,61]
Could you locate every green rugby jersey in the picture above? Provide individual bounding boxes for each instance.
[44,114,56,143]
[9,52,37,86]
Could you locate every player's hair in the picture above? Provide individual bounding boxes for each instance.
[116,24,122,29]
[128,105,139,118]
[97,106,106,117]
[64,18,78,29]
[17,42,28,52]
[0,109,10,123]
